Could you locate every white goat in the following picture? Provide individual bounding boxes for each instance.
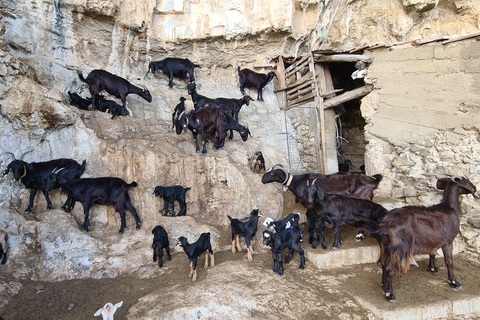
[94,301,123,320]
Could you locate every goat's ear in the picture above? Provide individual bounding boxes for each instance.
[113,301,123,310]
[316,188,325,200]
[436,178,449,190]
[94,308,103,317]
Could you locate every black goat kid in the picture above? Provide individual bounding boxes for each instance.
[152,225,172,268]
[238,67,277,101]
[4,150,86,214]
[79,69,152,112]
[263,228,305,276]
[68,91,91,110]
[153,185,191,216]
[178,233,215,282]
[56,175,141,234]
[228,209,262,262]
[305,208,328,250]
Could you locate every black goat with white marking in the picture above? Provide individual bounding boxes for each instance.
[306,178,388,249]
[263,212,300,233]
[148,58,199,88]
[4,150,86,214]
[238,67,277,101]
[153,185,191,216]
[56,175,141,234]
[178,232,215,282]
[152,225,172,268]
[263,228,305,276]
[67,91,91,110]
[79,69,152,112]
[228,209,262,262]
[0,230,8,265]
[172,97,187,133]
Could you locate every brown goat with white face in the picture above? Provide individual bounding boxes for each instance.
[376,177,478,302]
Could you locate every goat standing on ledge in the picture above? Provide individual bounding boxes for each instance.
[178,233,215,282]
[148,58,199,88]
[153,185,191,216]
[79,69,152,113]
[152,225,172,268]
[228,209,262,262]
[237,67,277,101]
[369,176,478,302]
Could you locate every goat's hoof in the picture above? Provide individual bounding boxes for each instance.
[82,229,88,233]
[449,280,462,289]
[428,267,438,274]
[24,209,32,214]
[167,256,172,261]
[46,206,52,211]
[119,229,125,235]
[385,292,396,302]
[136,224,141,230]
[311,243,317,249]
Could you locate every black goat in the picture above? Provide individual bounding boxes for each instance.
[263,212,300,234]
[56,175,141,234]
[172,97,187,133]
[4,150,86,214]
[367,177,478,302]
[178,233,215,282]
[305,208,328,250]
[187,82,224,110]
[263,228,305,276]
[261,164,382,206]
[238,67,277,101]
[153,185,191,217]
[217,95,253,139]
[0,230,7,265]
[79,69,152,112]
[148,58,199,88]
[228,209,262,262]
[173,106,227,155]
[306,178,388,249]
[67,91,91,110]
[152,225,172,268]
[338,159,353,173]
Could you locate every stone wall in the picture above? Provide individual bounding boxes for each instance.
[362,38,480,257]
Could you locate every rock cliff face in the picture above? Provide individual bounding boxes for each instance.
[0,0,479,292]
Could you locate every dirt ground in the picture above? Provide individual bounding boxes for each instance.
[1,193,480,320]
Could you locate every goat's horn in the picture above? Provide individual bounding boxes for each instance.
[312,178,317,184]
[4,152,16,160]
[52,167,66,174]
[19,150,33,160]
[272,164,290,185]
[20,165,27,179]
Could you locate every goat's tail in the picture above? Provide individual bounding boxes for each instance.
[182,188,191,195]
[237,66,241,72]
[194,64,201,68]
[127,182,138,190]
[79,160,87,176]
[78,71,87,83]
[227,215,233,222]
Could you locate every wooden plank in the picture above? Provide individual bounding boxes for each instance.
[320,88,343,97]
[288,92,315,105]
[313,54,374,64]
[285,55,309,74]
[286,80,315,97]
[323,85,374,109]
[274,74,313,93]
[287,86,315,102]
[286,58,310,78]
[273,56,287,111]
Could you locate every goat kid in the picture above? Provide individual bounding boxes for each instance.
[4,150,86,213]
[261,164,382,206]
[263,228,305,276]
[228,209,262,262]
[152,225,172,268]
[79,69,152,112]
[237,67,277,101]
[148,58,199,88]
[67,91,91,110]
[172,97,187,133]
[305,208,329,250]
[263,212,300,234]
[369,176,478,302]
[56,175,141,234]
[0,230,8,265]
[153,185,191,216]
[305,178,388,249]
[253,151,265,172]
[187,81,224,110]
[94,301,123,320]
[178,232,215,282]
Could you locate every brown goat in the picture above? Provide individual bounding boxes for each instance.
[375,177,478,302]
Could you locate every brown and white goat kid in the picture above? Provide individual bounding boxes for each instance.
[178,233,215,282]
[373,177,478,302]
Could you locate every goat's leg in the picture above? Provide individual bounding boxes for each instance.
[231,235,236,254]
[240,81,246,96]
[1,250,6,265]
[355,230,365,242]
[25,188,38,214]
[278,251,284,276]
[228,130,234,140]
[153,244,158,262]
[157,246,163,268]
[257,88,263,101]
[210,250,215,268]
[61,193,73,212]
[204,252,209,269]
[125,201,141,230]
[170,200,176,217]
[245,238,253,262]
[193,132,201,153]
[235,234,242,252]
[81,204,91,232]
[163,200,169,216]
[168,71,174,89]
[165,246,172,261]
[332,221,343,249]
[285,247,295,264]
[272,252,278,273]
[383,264,396,302]
[428,253,438,274]
[442,243,462,289]
[118,209,127,234]
[41,189,53,211]
[192,259,198,282]
[201,134,207,155]
[189,261,194,278]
